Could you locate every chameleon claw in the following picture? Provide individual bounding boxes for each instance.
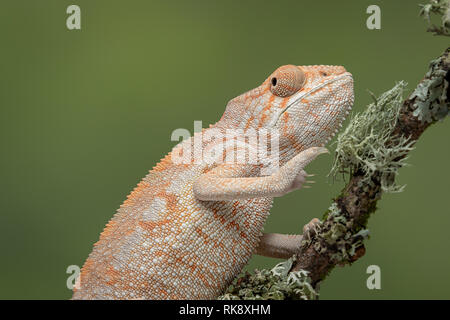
[302,218,322,240]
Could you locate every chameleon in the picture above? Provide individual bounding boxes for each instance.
[72,64,354,299]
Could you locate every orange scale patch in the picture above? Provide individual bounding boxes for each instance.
[245,115,255,130]
[307,110,320,120]
[198,273,213,288]
[98,220,117,240]
[78,257,95,280]
[226,220,240,232]
[138,218,172,232]
[278,97,289,110]
[105,265,121,285]
[195,227,210,242]
[259,95,275,126]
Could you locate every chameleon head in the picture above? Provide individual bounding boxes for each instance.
[271,65,354,151]
[219,64,354,157]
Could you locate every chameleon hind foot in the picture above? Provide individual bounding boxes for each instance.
[255,218,322,259]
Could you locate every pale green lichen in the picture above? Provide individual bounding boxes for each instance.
[329,82,415,193]
[419,0,450,36]
[218,257,318,300]
[410,55,449,122]
[314,203,370,264]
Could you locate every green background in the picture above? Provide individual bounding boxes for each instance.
[0,0,448,299]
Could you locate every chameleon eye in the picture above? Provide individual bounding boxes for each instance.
[269,65,305,97]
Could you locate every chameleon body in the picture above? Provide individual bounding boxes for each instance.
[72,65,354,299]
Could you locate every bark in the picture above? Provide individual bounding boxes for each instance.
[291,48,450,286]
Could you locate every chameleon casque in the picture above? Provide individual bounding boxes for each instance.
[72,64,354,299]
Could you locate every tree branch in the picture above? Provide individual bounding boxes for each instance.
[291,47,449,285]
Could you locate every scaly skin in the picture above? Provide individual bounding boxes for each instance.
[72,65,354,299]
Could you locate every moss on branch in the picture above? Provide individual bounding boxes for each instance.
[218,256,317,300]
[292,47,449,287]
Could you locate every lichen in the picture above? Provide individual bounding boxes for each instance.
[313,203,370,265]
[419,0,450,36]
[329,82,415,193]
[410,55,449,122]
[218,256,318,300]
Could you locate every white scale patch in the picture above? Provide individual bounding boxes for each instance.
[142,197,168,222]
[166,169,198,194]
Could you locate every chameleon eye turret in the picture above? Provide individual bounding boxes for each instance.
[269,65,305,97]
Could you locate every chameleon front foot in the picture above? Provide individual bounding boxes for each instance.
[275,147,329,197]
